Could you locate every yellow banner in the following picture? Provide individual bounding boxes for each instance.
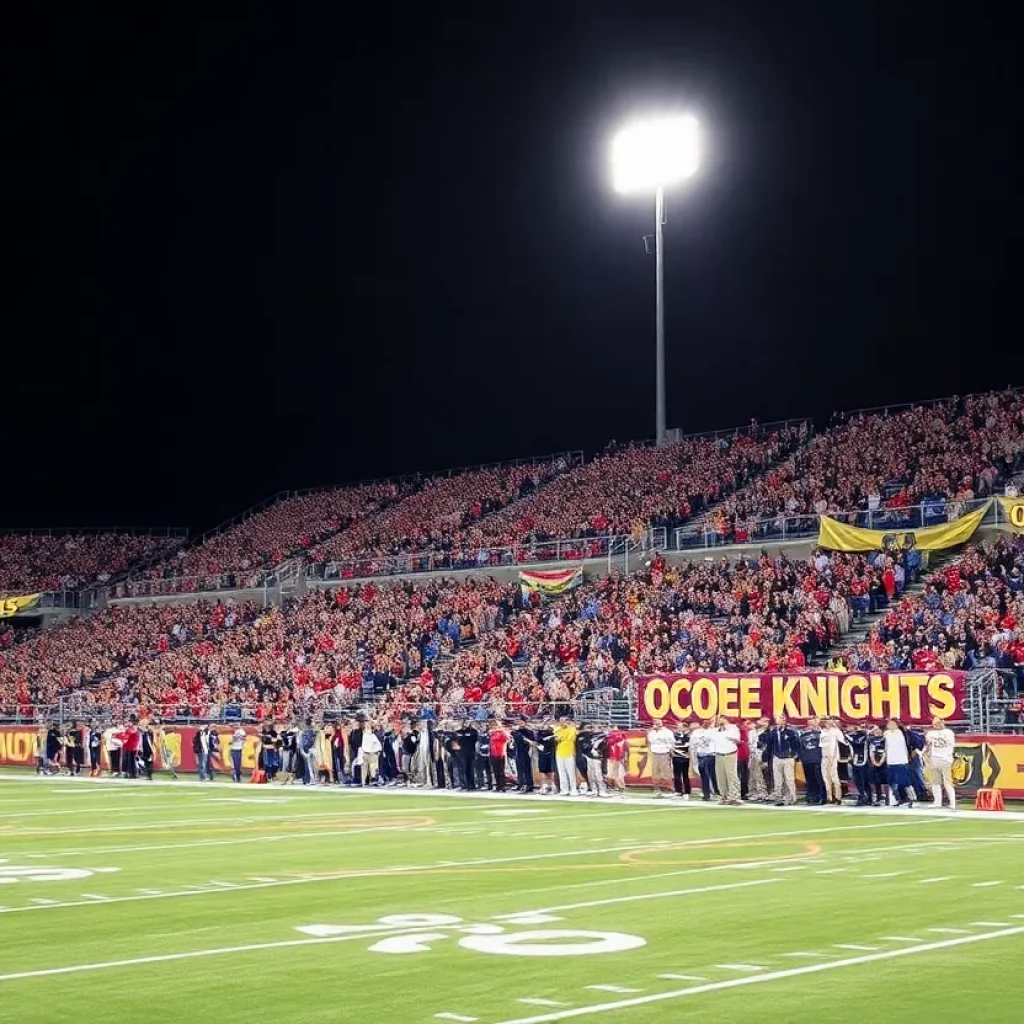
[998,496,1024,531]
[817,501,990,552]
[0,593,41,618]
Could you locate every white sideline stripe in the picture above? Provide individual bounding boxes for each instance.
[657,974,706,981]
[715,964,765,972]
[0,819,925,917]
[919,877,953,883]
[488,927,1024,1024]
[816,868,845,875]
[586,985,640,993]
[927,928,970,934]
[435,1014,478,1022]
[973,881,1003,887]
[495,879,780,917]
[29,899,58,905]
[834,944,877,951]
[863,872,906,878]
[781,952,831,958]
[79,894,110,901]
[971,921,1012,927]
[517,1001,569,1008]
[0,925,458,982]
[880,936,922,942]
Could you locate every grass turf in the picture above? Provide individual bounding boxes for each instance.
[0,772,1022,1023]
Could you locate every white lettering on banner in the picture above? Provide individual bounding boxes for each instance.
[0,860,119,885]
[296,913,645,958]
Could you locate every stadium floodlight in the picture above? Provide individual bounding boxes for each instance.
[611,115,699,195]
[611,115,700,446]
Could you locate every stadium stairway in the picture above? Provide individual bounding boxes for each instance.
[807,550,959,668]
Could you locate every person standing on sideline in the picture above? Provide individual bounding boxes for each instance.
[711,716,742,805]
[553,715,579,796]
[193,725,211,781]
[119,718,141,779]
[475,725,493,791]
[535,719,557,794]
[747,718,767,802]
[924,716,957,809]
[764,714,800,806]
[848,726,872,805]
[671,722,691,799]
[299,720,319,785]
[230,725,246,782]
[88,720,102,777]
[104,721,122,777]
[883,718,916,808]
[455,719,480,791]
[819,717,845,805]
[139,720,155,780]
[582,724,608,797]
[512,718,536,793]
[604,725,629,796]
[489,720,510,793]
[690,720,718,801]
[645,717,675,798]
[868,724,888,805]
[799,718,825,805]
[360,722,382,785]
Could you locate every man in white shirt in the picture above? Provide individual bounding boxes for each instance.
[819,717,846,805]
[689,721,718,801]
[924,716,957,809]
[883,719,915,808]
[103,724,122,777]
[646,719,675,798]
[711,715,742,805]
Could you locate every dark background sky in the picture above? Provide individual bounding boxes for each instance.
[6,2,1021,533]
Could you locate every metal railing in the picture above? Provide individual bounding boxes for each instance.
[835,386,1023,422]
[671,497,997,551]
[0,526,188,538]
[106,570,276,602]
[627,417,812,451]
[308,534,633,582]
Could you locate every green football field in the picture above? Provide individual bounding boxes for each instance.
[1,773,1023,1023]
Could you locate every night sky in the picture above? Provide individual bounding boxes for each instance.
[6,2,1021,533]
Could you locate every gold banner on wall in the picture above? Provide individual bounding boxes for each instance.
[0,593,41,618]
[818,501,991,552]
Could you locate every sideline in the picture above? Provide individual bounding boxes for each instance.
[4,771,1022,822]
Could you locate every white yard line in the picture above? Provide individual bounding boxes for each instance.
[493,879,779,918]
[488,927,1024,1024]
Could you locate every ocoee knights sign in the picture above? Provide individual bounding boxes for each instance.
[637,671,964,725]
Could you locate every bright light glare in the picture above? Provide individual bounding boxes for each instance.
[611,115,699,193]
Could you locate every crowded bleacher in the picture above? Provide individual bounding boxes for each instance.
[2,389,1023,727]
[0,531,181,595]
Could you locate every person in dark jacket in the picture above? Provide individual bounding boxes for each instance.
[763,714,801,805]
[799,718,826,805]
[512,719,536,793]
[848,727,872,805]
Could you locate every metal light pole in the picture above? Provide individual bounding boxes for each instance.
[611,115,699,448]
[654,185,666,445]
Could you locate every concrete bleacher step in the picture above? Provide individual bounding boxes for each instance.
[807,550,959,668]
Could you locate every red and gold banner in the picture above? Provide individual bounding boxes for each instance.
[636,671,965,726]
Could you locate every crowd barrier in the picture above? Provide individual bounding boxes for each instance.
[1,726,1020,797]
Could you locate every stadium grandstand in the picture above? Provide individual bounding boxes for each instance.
[2,388,1023,732]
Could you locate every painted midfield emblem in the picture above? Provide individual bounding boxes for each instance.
[296,913,646,957]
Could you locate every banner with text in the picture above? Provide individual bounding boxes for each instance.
[0,593,42,618]
[636,671,965,726]
[998,496,1024,531]
[817,501,990,552]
